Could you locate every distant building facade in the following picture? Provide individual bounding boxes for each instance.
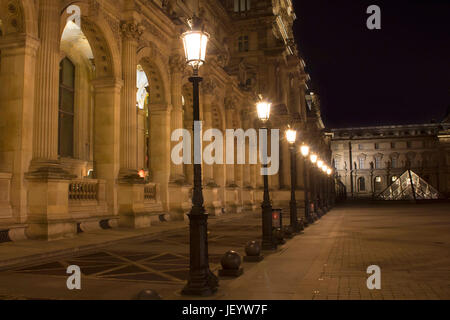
[330,120,450,199]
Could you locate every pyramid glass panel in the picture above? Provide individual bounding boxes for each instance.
[377,170,441,200]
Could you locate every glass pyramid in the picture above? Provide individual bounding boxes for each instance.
[377,170,441,200]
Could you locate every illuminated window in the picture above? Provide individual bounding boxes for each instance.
[234,0,251,12]
[58,57,75,158]
[375,176,382,183]
[391,176,398,182]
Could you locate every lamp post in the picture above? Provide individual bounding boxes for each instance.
[257,100,277,250]
[286,129,300,233]
[310,153,318,220]
[301,145,312,225]
[181,17,218,296]
[317,159,324,215]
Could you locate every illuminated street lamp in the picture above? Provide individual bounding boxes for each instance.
[285,129,300,233]
[310,154,318,164]
[300,144,312,225]
[181,17,218,297]
[257,98,276,250]
[317,160,324,169]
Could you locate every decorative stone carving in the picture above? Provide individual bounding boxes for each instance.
[224,96,237,110]
[201,79,217,96]
[0,0,24,34]
[169,54,185,74]
[120,21,144,41]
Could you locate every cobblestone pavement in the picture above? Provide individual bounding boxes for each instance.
[0,202,449,300]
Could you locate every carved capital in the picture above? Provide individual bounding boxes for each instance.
[169,54,186,73]
[120,21,144,41]
[201,79,217,96]
[224,96,237,110]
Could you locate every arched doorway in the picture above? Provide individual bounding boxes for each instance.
[358,177,366,192]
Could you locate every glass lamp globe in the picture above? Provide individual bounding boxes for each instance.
[310,154,318,163]
[256,101,271,122]
[181,18,210,70]
[317,160,324,169]
[285,129,297,144]
[301,145,310,157]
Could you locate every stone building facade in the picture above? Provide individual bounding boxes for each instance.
[0,0,331,241]
[330,120,450,199]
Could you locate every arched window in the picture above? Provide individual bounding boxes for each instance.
[238,35,249,52]
[58,57,75,158]
[358,177,366,192]
[234,0,251,12]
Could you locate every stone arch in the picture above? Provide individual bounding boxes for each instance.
[137,46,170,105]
[139,57,168,105]
[59,1,121,79]
[0,0,37,36]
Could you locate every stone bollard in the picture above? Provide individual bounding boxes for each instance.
[136,289,162,300]
[243,241,264,262]
[218,250,244,277]
[283,225,294,239]
[273,228,285,245]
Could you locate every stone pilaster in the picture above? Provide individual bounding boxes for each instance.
[92,77,123,217]
[169,54,186,184]
[149,104,172,212]
[0,34,39,224]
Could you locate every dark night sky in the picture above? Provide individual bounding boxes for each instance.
[292,0,450,128]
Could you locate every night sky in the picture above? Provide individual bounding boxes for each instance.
[293,0,450,128]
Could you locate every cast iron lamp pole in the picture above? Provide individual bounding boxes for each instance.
[317,159,325,215]
[301,145,312,225]
[286,129,300,232]
[257,100,277,250]
[310,153,318,220]
[181,17,218,296]
[322,165,329,211]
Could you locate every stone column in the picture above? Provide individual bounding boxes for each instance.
[117,21,148,228]
[281,138,291,188]
[119,20,142,178]
[169,54,185,183]
[201,79,216,185]
[0,34,39,225]
[31,0,60,163]
[25,1,76,240]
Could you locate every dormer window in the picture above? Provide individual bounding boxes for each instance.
[234,0,251,12]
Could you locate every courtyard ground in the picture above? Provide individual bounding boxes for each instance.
[0,201,449,300]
